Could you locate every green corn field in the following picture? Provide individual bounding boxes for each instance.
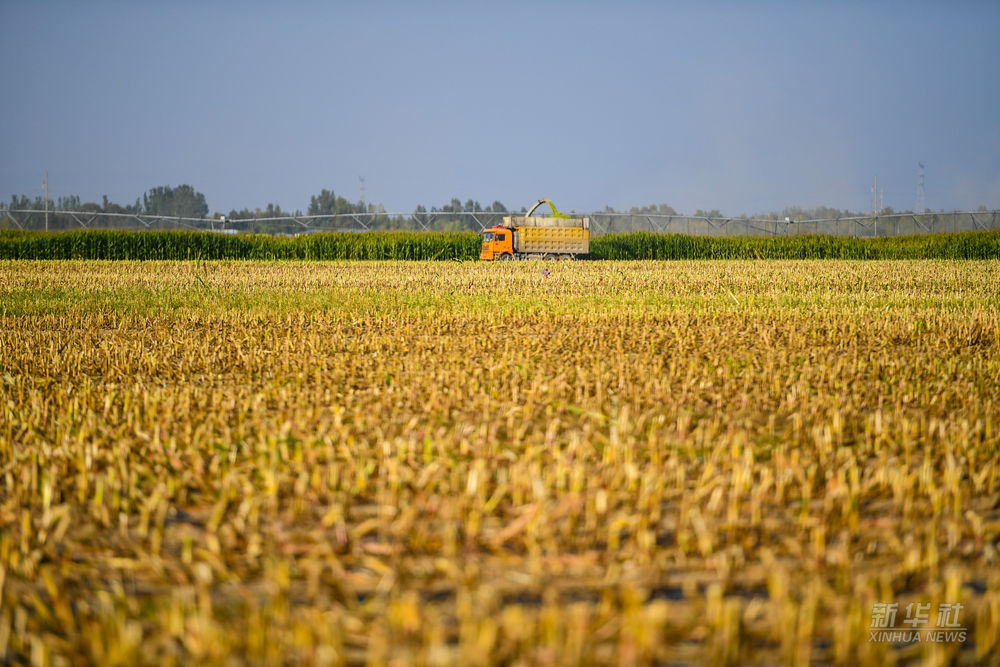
[1,229,998,261]
[0,230,481,261]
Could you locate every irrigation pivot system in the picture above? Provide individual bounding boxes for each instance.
[2,207,998,238]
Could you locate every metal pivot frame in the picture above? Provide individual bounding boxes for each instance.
[1,208,997,237]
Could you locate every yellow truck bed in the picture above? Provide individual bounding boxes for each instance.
[504,212,590,256]
[514,226,589,255]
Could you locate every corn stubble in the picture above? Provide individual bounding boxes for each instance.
[1,260,998,665]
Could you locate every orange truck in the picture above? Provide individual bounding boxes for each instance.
[480,198,590,261]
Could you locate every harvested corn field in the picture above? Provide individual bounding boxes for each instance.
[1,259,999,665]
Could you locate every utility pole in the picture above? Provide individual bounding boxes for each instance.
[872,175,879,238]
[44,171,49,232]
[916,162,926,214]
[875,175,879,237]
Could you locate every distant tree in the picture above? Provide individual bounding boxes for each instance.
[264,202,286,217]
[780,206,804,221]
[629,203,678,215]
[309,188,360,216]
[101,195,130,213]
[418,197,487,230]
[100,195,129,214]
[776,205,862,221]
[56,195,81,211]
[308,189,336,215]
[143,185,208,218]
[489,201,507,213]
[6,194,34,210]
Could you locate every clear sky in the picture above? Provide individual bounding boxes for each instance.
[2,1,998,216]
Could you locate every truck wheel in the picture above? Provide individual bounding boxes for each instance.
[499,253,513,261]
[543,253,556,261]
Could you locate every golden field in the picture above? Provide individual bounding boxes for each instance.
[1,259,998,665]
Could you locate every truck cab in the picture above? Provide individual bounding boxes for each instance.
[480,226,514,261]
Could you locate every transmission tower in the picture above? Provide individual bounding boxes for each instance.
[916,162,926,213]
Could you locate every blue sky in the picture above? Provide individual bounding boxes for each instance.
[2,1,998,216]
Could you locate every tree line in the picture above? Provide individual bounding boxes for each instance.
[2,183,992,233]
[0,185,525,233]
